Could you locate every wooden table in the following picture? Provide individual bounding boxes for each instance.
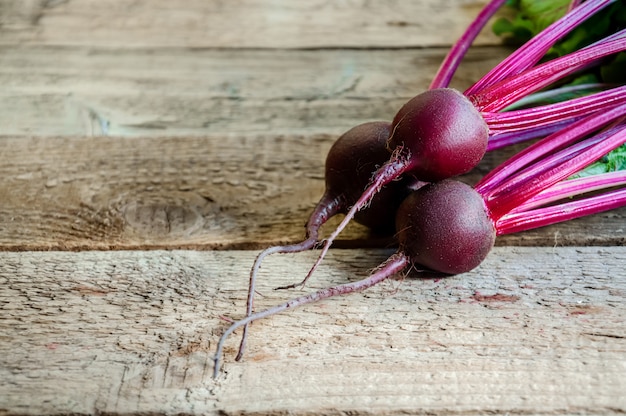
[1,1,625,414]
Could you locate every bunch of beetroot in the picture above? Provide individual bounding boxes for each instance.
[214,0,626,376]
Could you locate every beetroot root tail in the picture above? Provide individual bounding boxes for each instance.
[214,252,410,378]
[236,236,319,361]
[302,156,410,287]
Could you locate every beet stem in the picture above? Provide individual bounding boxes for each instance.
[501,82,607,111]
[465,0,616,96]
[473,35,626,112]
[496,187,626,235]
[429,0,507,90]
[213,252,410,378]
[476,105,626,197]
[486,119,575,152]
[484,85,626,134]
[509,170,626,213]
[484,84,619,151]
[487,120,626,220]
[487,129,609,198]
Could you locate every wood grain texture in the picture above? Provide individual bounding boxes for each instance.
[0,46,510,137]
[0,0,505,48]
[1,248,625,415]
[1,134,624,251]
[2,0,626,414]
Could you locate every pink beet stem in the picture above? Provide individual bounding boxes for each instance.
[483,85,626,134]
[509,170,626,213]
[496,187,626,235]
[465,0,616,96]
[484,84,612,151]
[475,105,626,196]
[485,134,608,202]
[472,36,626,112]
[237,192,345,360]
[501,83,607,110]
[485,121,626,220]
[429,0,507,90]
[485,127,611,197]
[213,252,410,378]
[486,119,577,151]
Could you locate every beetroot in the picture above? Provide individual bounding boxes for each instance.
[395,180,495,275]
[324,121,421,233]
[388,89,489,182]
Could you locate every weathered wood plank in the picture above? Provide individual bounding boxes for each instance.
[0,0,504,48]
[1,248,625,415]
[0,46,510,137]
[0,134,624,251]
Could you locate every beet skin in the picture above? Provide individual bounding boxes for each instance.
[395,180,496,274]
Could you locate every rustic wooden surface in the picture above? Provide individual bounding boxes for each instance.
[2,248,626,415]
[0,0,625,415]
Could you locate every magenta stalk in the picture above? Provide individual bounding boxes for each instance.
[429,0,508,90]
